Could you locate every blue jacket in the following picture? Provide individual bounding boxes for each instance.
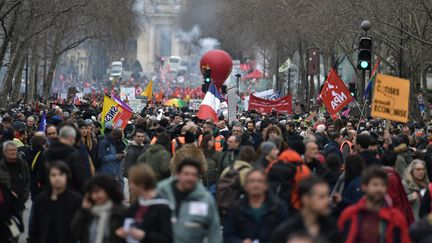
[223,194,288,243]
[340,177,363,210]
[97,137,122,179]
[321,141,343,161]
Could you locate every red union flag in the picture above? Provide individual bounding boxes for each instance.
[320,68,353,116]
[248,94,292,114]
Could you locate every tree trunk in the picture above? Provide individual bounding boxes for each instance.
[0,43,25,106]
[11,55,26,102]
[28,49,39,103]
[0,3,20,71]
[43,54,59,99]
[298,40,308,110]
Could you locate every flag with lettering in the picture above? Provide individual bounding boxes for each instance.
[101,95,133,134]
[320,68,353,117]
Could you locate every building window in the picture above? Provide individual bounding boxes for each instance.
[158,25,172,57]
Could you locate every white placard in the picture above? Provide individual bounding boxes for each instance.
[120,86,136,101]
[128,100,146,113]
[227,88,237,123]
[189,99,203,111]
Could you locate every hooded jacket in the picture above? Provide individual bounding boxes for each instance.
[170,144,207,178]
[137,144,171,181]
[383,166,415,225]
[220,160,253,186]
[338,197,411,243]
[43,140,89,193]
[276,149,311,209]
[157,177,222,243]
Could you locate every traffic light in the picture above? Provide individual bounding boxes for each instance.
[349,82,357,100]
[357,37,372,70]
[202,66,211,93]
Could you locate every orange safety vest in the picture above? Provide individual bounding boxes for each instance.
[340,140,353,154]
[215,135,224,152]
[172,137,185,154]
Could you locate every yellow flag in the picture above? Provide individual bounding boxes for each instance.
[141,80,153,100]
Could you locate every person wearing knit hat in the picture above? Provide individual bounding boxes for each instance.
[254,141,279,169]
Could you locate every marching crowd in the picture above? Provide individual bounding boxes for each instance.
[2,102,432,243]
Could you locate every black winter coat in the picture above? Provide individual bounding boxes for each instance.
[124,141,147,177]
[125,198,173,243]
[223,194,288,243]
[29,189,82,243]
[43,140,89,193]
[71,203,126,243]
[410,215,432,243]
[360,150,381,167]
[270,213,342,243]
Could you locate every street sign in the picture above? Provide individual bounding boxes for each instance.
[307,48,320,75]
[371,74,410,123]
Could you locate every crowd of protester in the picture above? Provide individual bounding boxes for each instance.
[2,100,432,243]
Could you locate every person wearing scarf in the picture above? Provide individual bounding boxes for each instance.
[71,175,126,243]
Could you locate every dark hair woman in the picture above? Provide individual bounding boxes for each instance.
[71,175,126,243]
[200,134,221,193]
[331,155,365,216]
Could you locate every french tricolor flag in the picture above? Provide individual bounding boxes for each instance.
[196,82,223,123]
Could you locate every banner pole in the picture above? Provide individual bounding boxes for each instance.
[355,100,366,133]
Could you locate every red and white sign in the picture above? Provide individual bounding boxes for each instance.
[320,68,353,116]
[248,94,292,114]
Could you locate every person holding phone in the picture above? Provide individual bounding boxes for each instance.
[97,128,127,190]
[116,164,172,243]
[71,175,126,243]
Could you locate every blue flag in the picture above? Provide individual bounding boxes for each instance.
[38,111,47,132]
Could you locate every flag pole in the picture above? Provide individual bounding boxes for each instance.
[354,99,366,133]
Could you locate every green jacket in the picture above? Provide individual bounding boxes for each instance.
[137,144,171,181]
[157,177,222,243]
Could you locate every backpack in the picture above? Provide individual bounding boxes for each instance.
[266,160,303,208]
[216,165,249,215]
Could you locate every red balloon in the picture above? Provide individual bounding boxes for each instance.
[200,50,233,88]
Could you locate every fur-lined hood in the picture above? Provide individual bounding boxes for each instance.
[170,144,207,176]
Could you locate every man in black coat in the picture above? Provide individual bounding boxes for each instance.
[224,169,288,243]
[271,176,342,243]
[0,141,30,212]
[124,129,148,177]
[29,161,82,243]
[43,125,89,193]
[321,132,344,162]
